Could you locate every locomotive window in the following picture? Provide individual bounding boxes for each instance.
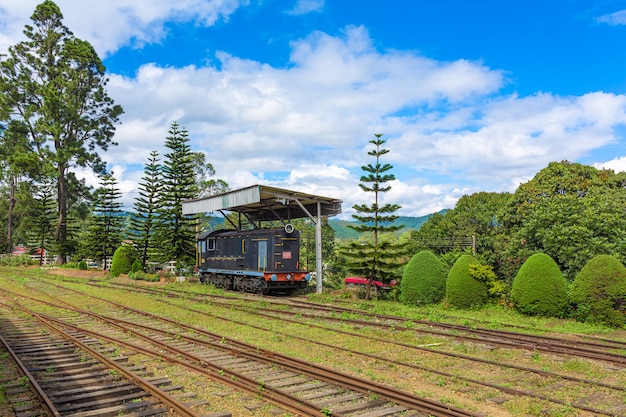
[207,238,216,251]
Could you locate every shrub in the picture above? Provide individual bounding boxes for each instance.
[446,255,487,308]
[130,259,142,274]
[400,250,446,306]
[110,245,134,277]
[511,253,568,317]
[570,254,626,328]
[0,254,34,267]
[128,270,160,282]
[78,260,88,270]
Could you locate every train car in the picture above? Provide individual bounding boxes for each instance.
[196,224,311,294]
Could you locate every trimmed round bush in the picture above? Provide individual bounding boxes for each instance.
[400,250,446,306]
[446,255,487,308]
[570,254,626,327]
[511,253,568,317]
[110,245,134,277]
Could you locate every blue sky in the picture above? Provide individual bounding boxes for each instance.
[2,0,626,218]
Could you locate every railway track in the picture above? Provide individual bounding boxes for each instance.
[4,270,626,416]
[0,302,207,417]
[1,284,482,417]
[70,279,626,415]
[93,280,626,365]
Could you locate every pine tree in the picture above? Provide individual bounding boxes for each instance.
[131,151,162,271]
[27,180,56,265]
[340,134,405,299]
[156,122,199,267]
[84,172,124,270]
[0,1,123,262]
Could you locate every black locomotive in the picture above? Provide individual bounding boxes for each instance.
[195,224,311,294]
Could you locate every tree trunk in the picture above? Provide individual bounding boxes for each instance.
[55,164,68,264]
[6,178,16,254]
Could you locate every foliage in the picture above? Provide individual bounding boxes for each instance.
[400,250,446,306]
[340,134,406,300]
[78,260,88,270]
[154,122,199,266]
[446,255,487,308]
[130,151,162,271]
[502,161,626,281]
[0,1,123,261]
[80,173,124,270]
[408,192,511,279]
[510,253,568,317]
[191,152,229,198]
[130,259,142,274]
[295,218,336,273]
[128,270,160,282]
[0,254,34,266]
[468,264,507,301]
[570,254,626,327]
[110,244,134,278]
[23,180,56,265]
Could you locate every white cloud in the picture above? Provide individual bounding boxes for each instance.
[594,156,626,173]
[596,10,626,26]
[3,3,626,217]
[97,25,626,216]
[0,0,247,55]
[287,0,324,15]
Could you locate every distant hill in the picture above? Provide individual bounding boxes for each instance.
[329,211,445,240]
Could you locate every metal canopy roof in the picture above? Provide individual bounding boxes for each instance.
[182,184,342,222]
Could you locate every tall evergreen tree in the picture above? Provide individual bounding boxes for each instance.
[0,121,40,253]
[0,1,123,262]
[157,122,199,267]
[83,172,124,270]
[131,151,162,271]
[340,134,405,299]
[27,179,56,265]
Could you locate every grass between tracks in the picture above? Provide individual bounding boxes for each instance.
[0,266,625,417]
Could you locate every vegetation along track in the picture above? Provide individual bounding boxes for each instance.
[1,277,482,417]
[0,298,207,417]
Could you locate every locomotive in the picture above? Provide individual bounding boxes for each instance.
[195,224,311,294]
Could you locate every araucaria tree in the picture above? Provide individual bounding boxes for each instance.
[82,173,124,270]
[131,151,162,271]
[157,122,199,267]
[0,0,123,262]
[341,134,404,299]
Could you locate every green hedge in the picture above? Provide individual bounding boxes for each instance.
[110,245,134,277]
[511,253,568,317]
[570,254,626,327]
[400,250,446,305]
[446,255,487,308]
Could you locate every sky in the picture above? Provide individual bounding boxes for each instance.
[2,0,626,219]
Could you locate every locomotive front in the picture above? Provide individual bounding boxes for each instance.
[196,225,311,294]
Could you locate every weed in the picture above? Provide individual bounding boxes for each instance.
[18,376,29,388]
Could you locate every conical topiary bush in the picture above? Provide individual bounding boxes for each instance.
[400,250,446,305]
[446,254,487,308]
[570,254,626,327]
[511,253,568,317]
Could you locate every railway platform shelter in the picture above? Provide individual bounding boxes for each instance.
[182,184,342,293]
